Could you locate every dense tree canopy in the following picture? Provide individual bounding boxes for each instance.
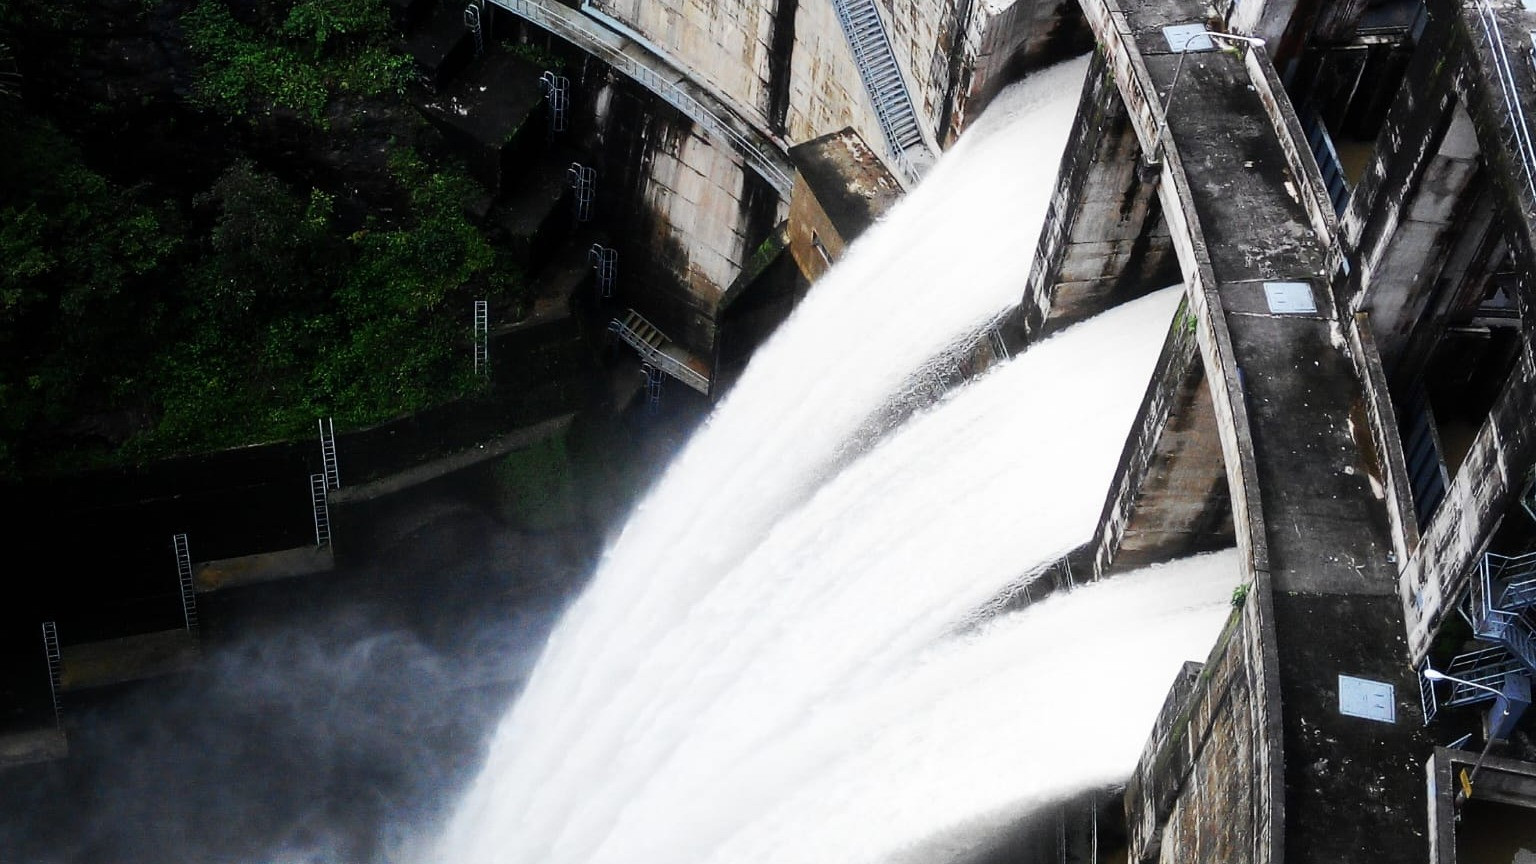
[0,0,524,477]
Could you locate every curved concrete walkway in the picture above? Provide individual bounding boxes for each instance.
[1081,0,1429,860]
[489,0,795,195]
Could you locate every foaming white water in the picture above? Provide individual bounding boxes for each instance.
[696,550,1239,864]
[512,288,1183,864]
[435,281,1211,864]
[433,54,1091,858]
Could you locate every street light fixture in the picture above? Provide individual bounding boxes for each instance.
[1422,667,1512,806]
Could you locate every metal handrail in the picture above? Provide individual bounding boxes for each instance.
[490,0,793,194]
[1490,550,1536,609]
[1473,2,1536,206]
[607,317,711,394]
[831,0,925,183]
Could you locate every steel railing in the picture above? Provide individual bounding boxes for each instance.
[1472,2,1536,208]
[607,314,711,395]
[490,0,793,195]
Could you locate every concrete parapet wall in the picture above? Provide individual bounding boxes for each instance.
[585,0,780,127]
[1020,48,1175,342]
[1402,335,1536,661]
[1125,594,1280,864]
[582,0,974,163]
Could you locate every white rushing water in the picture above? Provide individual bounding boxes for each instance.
[432,54,1237,864]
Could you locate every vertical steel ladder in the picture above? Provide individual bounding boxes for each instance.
[319,417,340,491]
[41,621,63,728]
[173,533,199,634]
[568,162,595,222]
[473,300,489,376]
[588,243,617,299]
[311,473,332,548]
[539,70,569,134]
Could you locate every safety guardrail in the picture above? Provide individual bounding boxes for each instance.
[489,0,794,195]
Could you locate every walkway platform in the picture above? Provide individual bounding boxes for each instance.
[1089,0,1431,859]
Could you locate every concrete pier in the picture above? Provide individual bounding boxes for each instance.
[1073,0,1432,859]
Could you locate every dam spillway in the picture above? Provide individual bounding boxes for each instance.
[5,0,1536,861]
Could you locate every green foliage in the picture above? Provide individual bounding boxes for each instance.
[504,41,565,72]
[125,155,498,459]
[1231,583,1250,608]
[183,0,409,124]
[494,433,578,531]
[0,114,180,473]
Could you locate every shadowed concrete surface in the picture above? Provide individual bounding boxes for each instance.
[0,391,710,863]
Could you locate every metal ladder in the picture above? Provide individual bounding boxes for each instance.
[318,417,340,491]
[464,1,485,56]
[539,70,569,134]
[311,473,332,548]
[41,621,63,728]
[831,0,926,181]
[173,533,199,634]
[642,362,664,411]
[588,243,617,299]
[473,300,489,376]
[988,327,1011,362]
[568,162,595,223]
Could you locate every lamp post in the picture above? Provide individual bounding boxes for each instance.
[1422,667,1511,806]
[1146,31,1268,167]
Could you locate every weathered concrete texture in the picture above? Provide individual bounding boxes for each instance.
[59,629,198,692]
[1429,748,1536,862]
[1271,593,1433,861]
[0,728,67,767]
[1020,48,1176,344]
[1124,602,1277,864]
[946,0,1094,142]
[194,546,336,594]
[782,0,893,162]
[1341,45,1484,373]
[585,0,780,128]
[878,0,969,145]
[785,127,904,281]
[1402,336,1536,662]
[1094,315,1234,577]
[1343,0,1536,665]
[1082,0,1429,858]
[634,122,763,353]
[575,69,784,357]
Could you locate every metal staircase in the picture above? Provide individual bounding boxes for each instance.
[831,0,927,182]
[607,310,710,395]
[1466,550,1536,671]
[1430,549,1536,722]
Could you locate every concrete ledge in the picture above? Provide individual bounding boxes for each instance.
[330,413,576,505]
[194,545,335,594]
[59,629,198,692]
[1429,746,1536,862]
[0,727,67,766]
